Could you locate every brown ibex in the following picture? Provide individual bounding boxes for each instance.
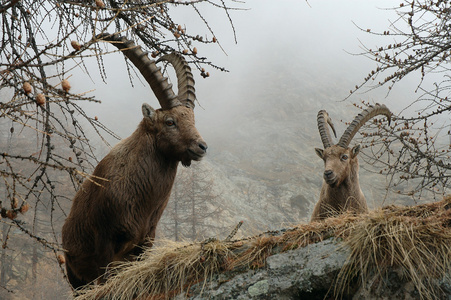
[311,104,391,222]
[61,33,207,289]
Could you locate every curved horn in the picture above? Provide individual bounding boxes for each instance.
[317,110,337,148]
[337,103,392,148]
[96,33,182,109]
[158,53,196,109]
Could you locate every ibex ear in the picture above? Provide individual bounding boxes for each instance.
[142,103,156,120]
[351,144,361,158]
[315,148,324,159]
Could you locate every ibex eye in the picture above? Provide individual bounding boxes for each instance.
[165,120,175,126]
[341,154,349,161]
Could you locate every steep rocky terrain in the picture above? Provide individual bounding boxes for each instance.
[157,56,416,239]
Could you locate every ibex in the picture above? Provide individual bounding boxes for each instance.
[61,33,207,289]
[311,104,391,221]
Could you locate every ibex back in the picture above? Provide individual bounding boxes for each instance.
[311,104,391,221]
[61,34,207,289]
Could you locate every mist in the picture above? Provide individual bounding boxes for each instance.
[2,2,450,298]
[77,1,415,138]
[66,1,432,231]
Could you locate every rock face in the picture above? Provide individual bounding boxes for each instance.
[181,239,349,299]
[181,238,451,300]
[159,64,420,242]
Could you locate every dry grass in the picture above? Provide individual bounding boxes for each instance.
[336,197,451,299]
[74,196,451,300]
[73,239,233,300]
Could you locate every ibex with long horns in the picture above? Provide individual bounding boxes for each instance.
[61,33,207,289]
[311,104,391,222]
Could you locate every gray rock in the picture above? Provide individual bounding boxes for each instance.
[181,238,451,300]
[184,238,349,299]
[248,280,269,297]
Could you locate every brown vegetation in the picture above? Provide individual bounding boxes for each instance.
[0,0,237,294]
[353,1,451,198]
[74,196,451,300]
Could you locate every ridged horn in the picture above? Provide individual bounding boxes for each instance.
[337,103,392,148]
[158,52,196,109]
[317,110,337,149]
[96,33,182,109]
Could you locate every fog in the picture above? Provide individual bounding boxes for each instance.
[76,0,417,140]
[67,1,434,227]
[0,2,447,297]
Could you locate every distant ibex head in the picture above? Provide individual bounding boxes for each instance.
[97,33,207,167]
[314,104,391,188]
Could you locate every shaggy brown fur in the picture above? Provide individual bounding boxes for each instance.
[61,104,207,289]
[311,105,391,222]
[311,145,367,221]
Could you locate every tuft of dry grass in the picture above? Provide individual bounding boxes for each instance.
[336,197,451,300]
[73,239,233,300]
[74,196,451,300]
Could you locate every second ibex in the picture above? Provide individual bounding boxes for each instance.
[311,104,391,222]
[62,33,207,289]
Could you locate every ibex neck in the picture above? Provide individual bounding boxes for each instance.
[111,124,179,205]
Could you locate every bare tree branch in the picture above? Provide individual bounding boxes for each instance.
[0,0,243,295]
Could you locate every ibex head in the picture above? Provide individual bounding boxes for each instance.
[97,33,207,167]
[315,104,391,187]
